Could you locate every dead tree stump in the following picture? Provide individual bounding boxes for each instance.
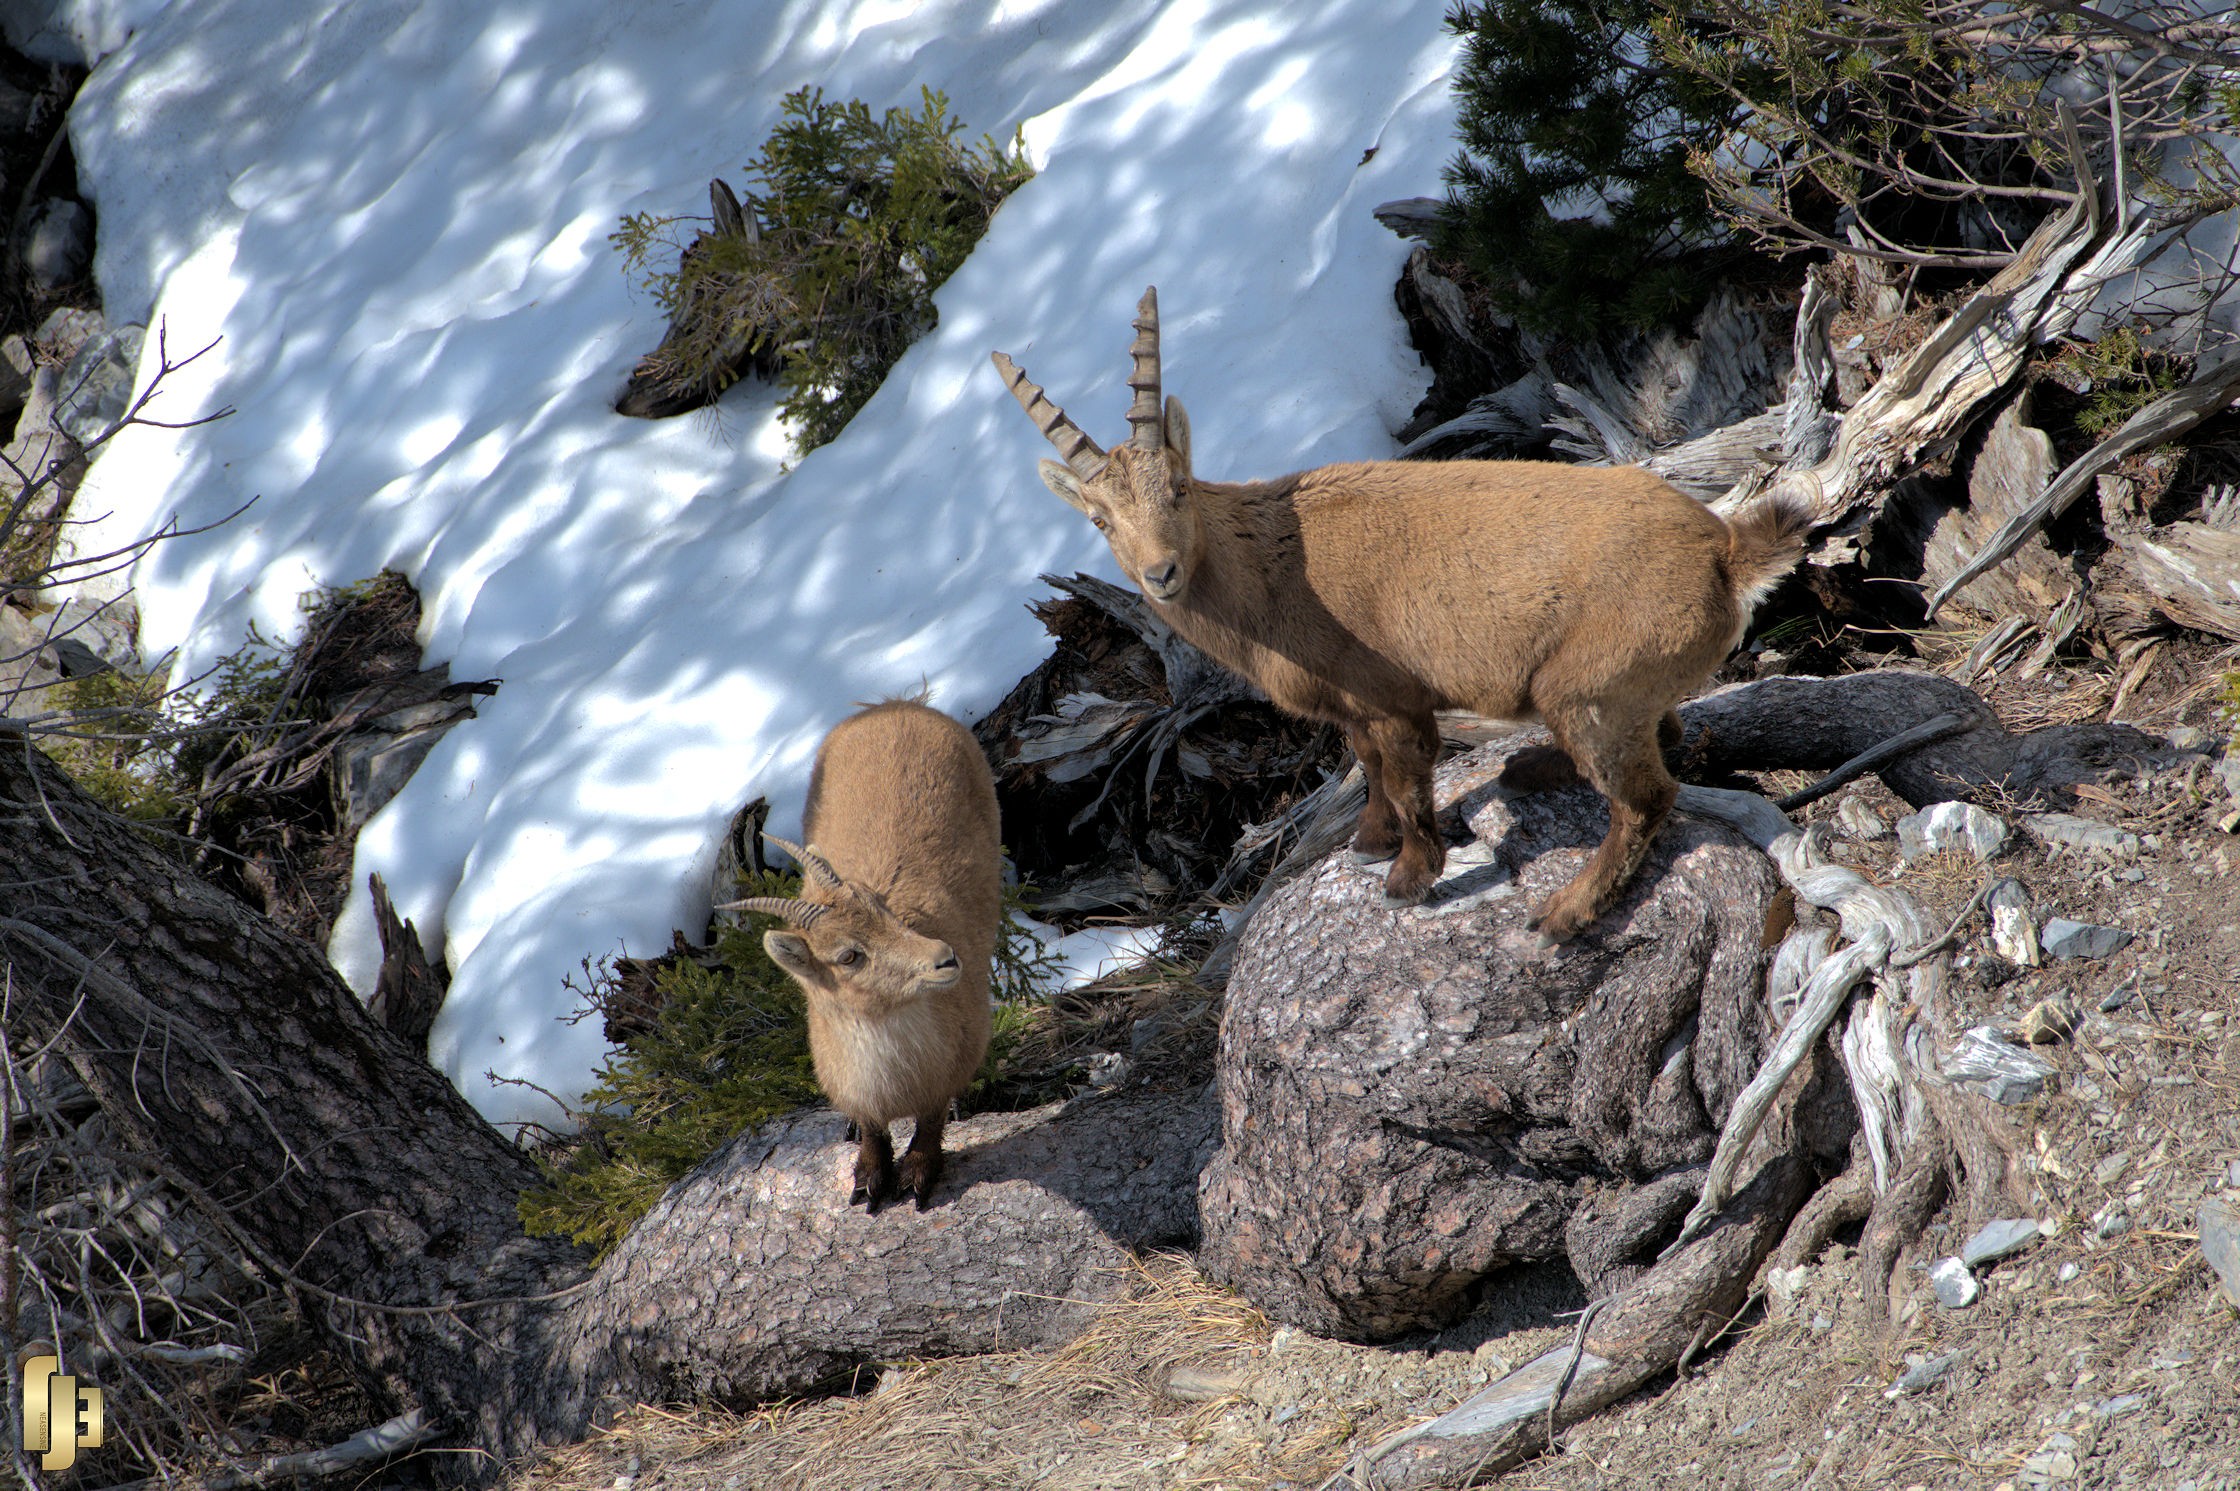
[1197,738,1843,1339]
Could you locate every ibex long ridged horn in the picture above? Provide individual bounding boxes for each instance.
[761,833,842,891]
[991,351,1105,478]
[1126,286,1163,451]
[718,895,827,928]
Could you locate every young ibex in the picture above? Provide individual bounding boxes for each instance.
[993,289,1809,941]
[727,700,1001,1210]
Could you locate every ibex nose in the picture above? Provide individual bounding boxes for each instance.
[932,945,960,972]
[1141,559,1180,596]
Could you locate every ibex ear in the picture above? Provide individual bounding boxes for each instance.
[1164,396,1191,472]
[764,930,819,983]
[1038,458,1093,513]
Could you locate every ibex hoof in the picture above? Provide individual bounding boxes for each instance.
[1349,847,1398,867]
[898,1150,944,1210]
[1377,889,1430,910]
[1528,899,1592,944]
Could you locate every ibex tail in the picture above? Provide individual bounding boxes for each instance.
[1723,496,1814,616]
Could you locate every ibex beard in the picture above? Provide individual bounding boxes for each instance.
[994,287,1809,941]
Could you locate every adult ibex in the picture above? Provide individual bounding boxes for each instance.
[993,288,1809,940]
[726,700,1002,1210]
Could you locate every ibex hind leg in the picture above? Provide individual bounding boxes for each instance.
[1370,713,1446,907]
[852,1123,899,1212]
[1346,723,1404,865]
[897,1109,948,1211]
[1530,713,1676,942]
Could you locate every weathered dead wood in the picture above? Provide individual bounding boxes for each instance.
[1719,165,2170,539]
[1674,670,2173,807]
[366,871,445,1046]
[2106,519,2240,642]
[1929,355,2240,614]
[1911,392,2083,621]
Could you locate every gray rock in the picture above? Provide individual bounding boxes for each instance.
[1930,1256,1980,1308]
[2021,996,2079,1044]
[1886,1349,1967,1395]
[24,198,91,293]
[2022,811,2139,857]
[2094,1393,2148,1418]
[34,306,105,360]
[2041,917,2134,960]
[1942,1025,2059,1105]
[2201,1197,2240,1308]
[1960,1218,2041,1267]
[2094,1149,2132,1186]
[1896,800,2008,861]
[2093,1207,2131,1239]
[2165,724,2212,751]
[51,325,146,445]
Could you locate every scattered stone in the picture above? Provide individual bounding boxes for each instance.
[2093,1150,2131,1187]
[1987,878,2041,967]
[2166,724,2212,751]
[34,307,106,362]
[51,324,146,445]
[1930,1257,1980,1308]
[1943,1026,2059,1104]
[1961,1218,2043,1267]
[2022,1433,2080,1481]
[2098,982,2136,1013]
[2201,1197,2240,1308]
[1887,1349,1967,1396]
[2094,1393,2149,1418]
[1836,796,1890,840]
[1897,800,2008,861]
[1766,1264,1811,1316]
[2020,996,2079,1044]
[2040,918,2133,960]
[25,198,92,293]
[2092,1208,2130,1239]
[2021,812,2139,857]
[2057,1262,2080,1284]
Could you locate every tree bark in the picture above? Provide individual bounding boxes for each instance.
[1196,735,1821,1341]
[0,742,1211,1480]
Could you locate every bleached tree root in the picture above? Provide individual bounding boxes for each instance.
[1331,1150,1812,1490]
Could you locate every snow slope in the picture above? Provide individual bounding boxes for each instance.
[63,0,1458,1127]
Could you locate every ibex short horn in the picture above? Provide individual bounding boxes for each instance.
[994,287,1810,941]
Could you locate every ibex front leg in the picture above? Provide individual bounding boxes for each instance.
[897,1108,949,1211]
[852,1121,899,1211]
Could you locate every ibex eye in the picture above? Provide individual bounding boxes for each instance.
[1091,515,1110,532]
[834,947,863,967]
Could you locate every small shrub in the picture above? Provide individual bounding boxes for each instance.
[614,86,1033,452]
[2046,326,2184,437]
